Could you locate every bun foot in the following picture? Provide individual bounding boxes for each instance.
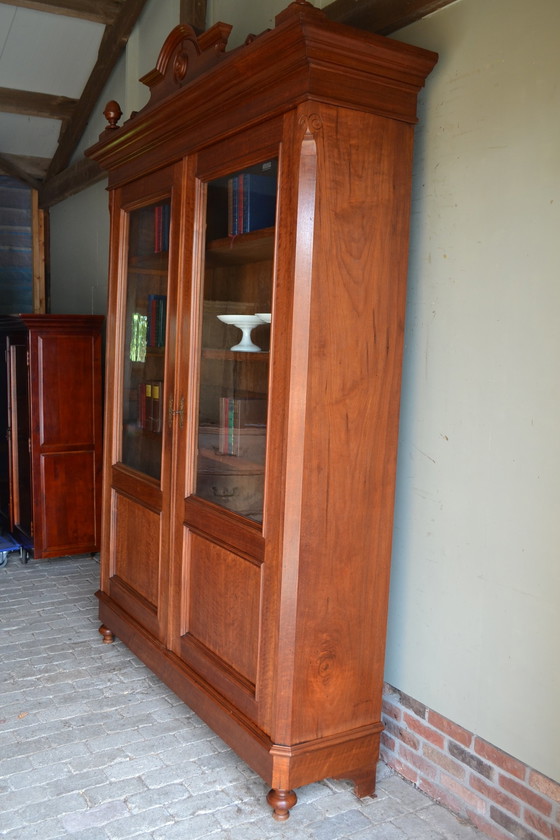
[266,788,297,820]
[99,624,115,644]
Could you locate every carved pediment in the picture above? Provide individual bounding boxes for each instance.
[137,1,325,110]
[139,22,233,107]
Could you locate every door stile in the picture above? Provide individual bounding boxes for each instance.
[100,189,128,592]
[157,160,188,650]
[167,155,204,651]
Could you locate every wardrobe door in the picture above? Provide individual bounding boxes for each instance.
[100,167,179,644]
[174,134,279,720]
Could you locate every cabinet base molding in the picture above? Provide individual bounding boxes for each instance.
[98,592,382,816]
[268,725,381,794]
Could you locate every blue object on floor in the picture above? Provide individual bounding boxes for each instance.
[0,533,22,567]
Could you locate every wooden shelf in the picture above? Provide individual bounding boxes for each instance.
[128,256,169,273]
[202,348,269,361]
[198,448,264,474]
[205,228,274,266]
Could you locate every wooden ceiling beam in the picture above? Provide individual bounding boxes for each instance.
[180,0,207,32]
[0,86,76,120]
[0,0,124,25]
[45,0,151,182]
[38,155,104,207]
[0,153,42,190]
[323,0,457,34]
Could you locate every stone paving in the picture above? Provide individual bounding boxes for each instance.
[0,553,486,840]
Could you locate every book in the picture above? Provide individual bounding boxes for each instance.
[227,171,276,236]
[137,381,152,430]
[218,396,267,456]
[150,381,163,434]
[144,383,153,432]
[243,173,276,233]
[137,380,163,433]
[156,295,166,347]
[147,294,167,347]
[137,382,146,429]
[154,204,162,252]
[154,201,170,253]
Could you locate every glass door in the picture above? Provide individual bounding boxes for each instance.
[195,158,277,522]
[121,199,170,481]
[103,174,176,646]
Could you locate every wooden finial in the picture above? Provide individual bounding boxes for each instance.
[103,100,123,130]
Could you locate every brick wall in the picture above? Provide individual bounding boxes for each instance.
[380,683,560,840]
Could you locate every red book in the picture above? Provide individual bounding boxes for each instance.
[150,381,163,433]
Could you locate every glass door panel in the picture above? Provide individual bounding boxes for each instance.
[195,159,277,522]
[121,199,170,480]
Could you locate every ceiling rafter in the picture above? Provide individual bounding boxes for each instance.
[323,0,457,34]
[180,0,206,32]
[0,0,125,25]
[0,86,76,119]
[0,153,42,189]
[39,155,103,207]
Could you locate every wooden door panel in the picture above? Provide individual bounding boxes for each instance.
[39,451,98,553]
[177,530,262,716]
[187,533,260,682]
[109,490,162,638]
[36,334,97,446]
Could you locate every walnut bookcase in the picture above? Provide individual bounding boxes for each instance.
[86,0,436,819]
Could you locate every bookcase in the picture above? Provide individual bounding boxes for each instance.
[0,315,103,560]
[86,0,436,819]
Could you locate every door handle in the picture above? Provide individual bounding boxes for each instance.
[168,395,184,429]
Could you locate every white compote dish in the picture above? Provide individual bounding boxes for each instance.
[217,314,265,352]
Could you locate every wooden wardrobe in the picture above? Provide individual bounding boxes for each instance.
[86,0,436,818]
[0,314,103,560]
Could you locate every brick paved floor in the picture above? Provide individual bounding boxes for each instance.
[0,553,486,840]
